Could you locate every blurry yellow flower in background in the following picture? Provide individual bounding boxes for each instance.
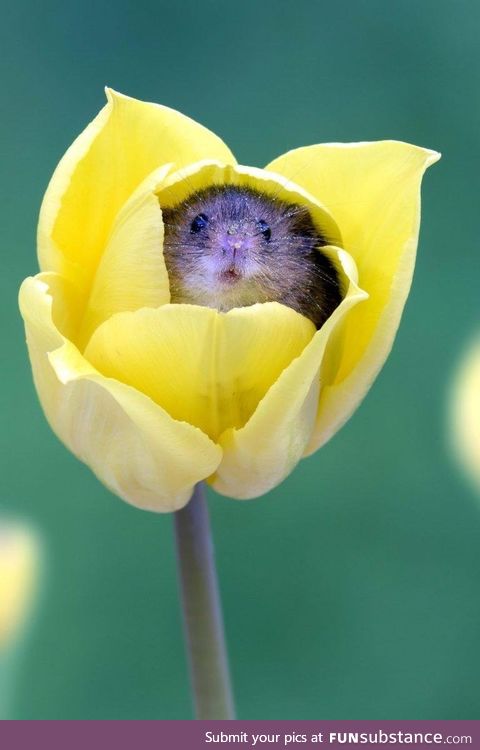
[450,334,480,491]
[19,90,439,512]
[0,522,39,652]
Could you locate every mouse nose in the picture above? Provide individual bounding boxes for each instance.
[223,243,240,265]
[222,231,246,265]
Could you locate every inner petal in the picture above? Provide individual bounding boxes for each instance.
[84,302,315,441]
[76,176,171,350]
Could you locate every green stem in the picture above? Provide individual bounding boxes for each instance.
[174,482,235,719]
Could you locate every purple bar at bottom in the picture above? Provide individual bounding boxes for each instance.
[0,719,478,750]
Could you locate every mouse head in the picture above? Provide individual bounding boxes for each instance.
[162,185,327,309]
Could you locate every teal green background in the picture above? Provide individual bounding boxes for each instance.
[2,0,480,720]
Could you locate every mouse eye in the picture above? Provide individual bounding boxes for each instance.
[190,213,209,233]
[258,219,271,242]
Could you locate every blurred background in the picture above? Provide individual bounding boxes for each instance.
[1,0,480,720]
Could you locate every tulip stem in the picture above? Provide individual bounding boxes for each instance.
[173,482,235,720]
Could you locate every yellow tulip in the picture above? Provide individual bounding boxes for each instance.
[0,522,39,651]
[19,89,439,512]
[450,334,480,490]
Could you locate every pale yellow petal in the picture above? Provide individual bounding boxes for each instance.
[211,247,368,498]
[38,89,236,289]
[267,141,440,451]
[19,274,222,512]
[0,523,39,650]
[37,100,111,287]
[77,164,171,350]
[450,334,480,491]
[85,303,316,442]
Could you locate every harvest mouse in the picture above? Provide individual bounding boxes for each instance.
[162,185,341,328]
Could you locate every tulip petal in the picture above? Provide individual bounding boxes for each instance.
[85,303,316,442]
[450,335,480,491]
[77,164,171,350]
[19,274,222,512]
[0,523,39,650]
[267,141,440,451]
[211,247,368,498]
[38,89,236,290]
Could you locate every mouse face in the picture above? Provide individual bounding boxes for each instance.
[162,185,342,328]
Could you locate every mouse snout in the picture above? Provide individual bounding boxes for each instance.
[221,230,249,268]
[223,239,242,258]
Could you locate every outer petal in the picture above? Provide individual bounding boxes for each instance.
[211,247,368,498]
[38,89,236,289]
[267,141,440,452]
[85,303,316,442]
[450,334,480,491]
[19,274,222,512]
